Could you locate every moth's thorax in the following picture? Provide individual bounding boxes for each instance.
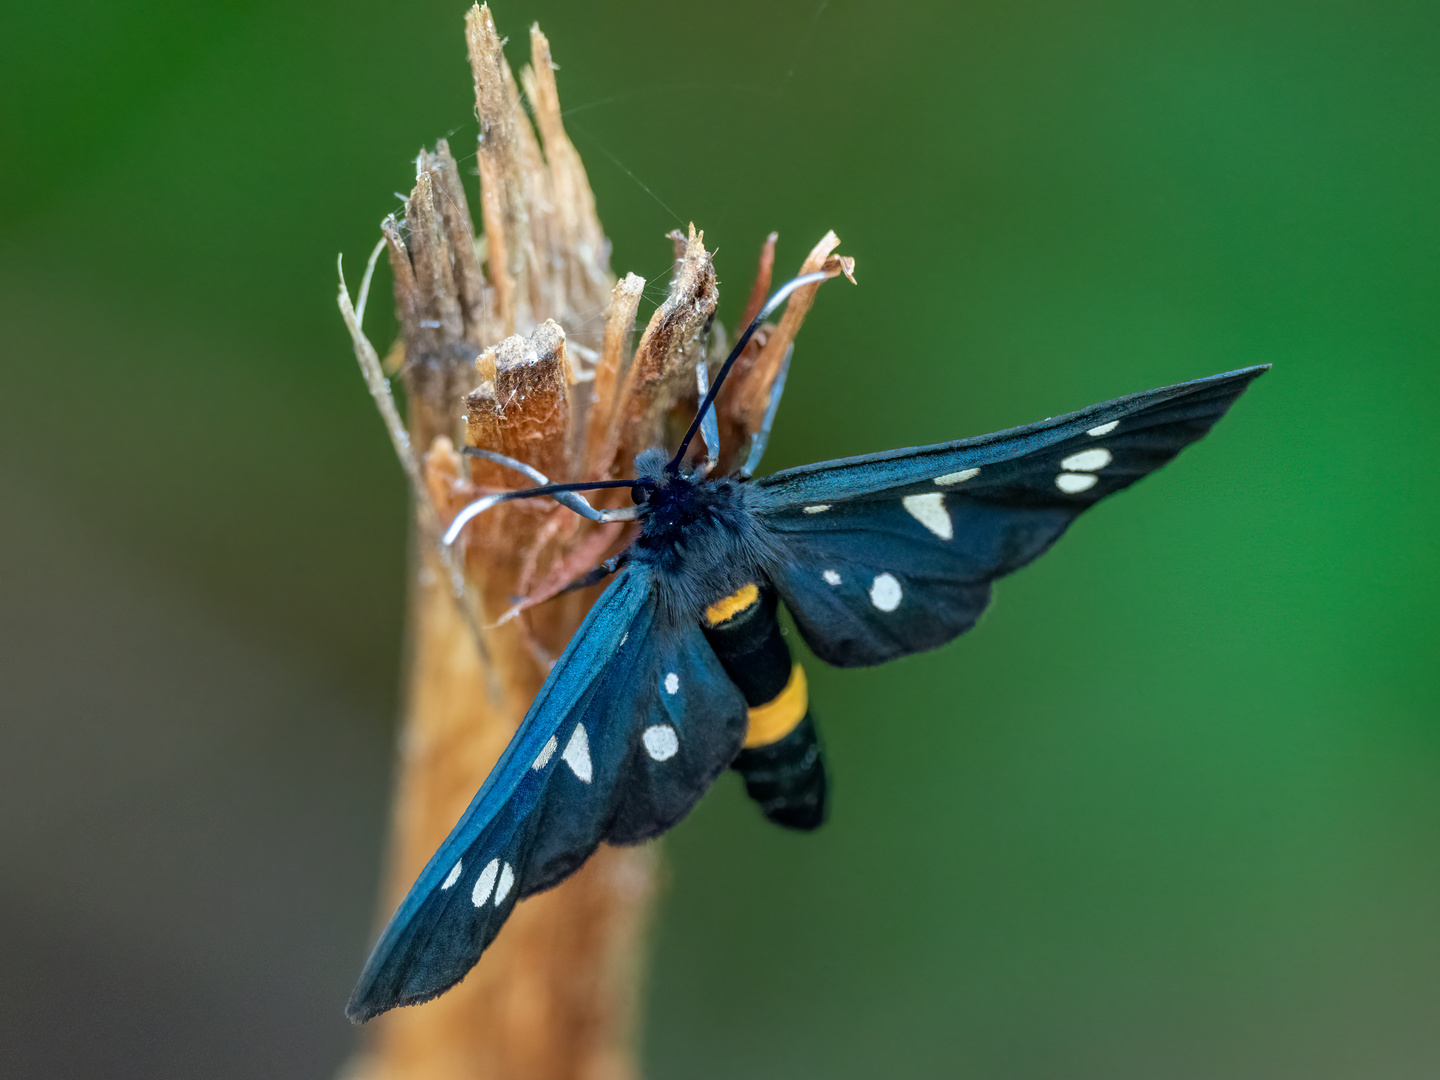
[627,458,774,621]
[633,471,746,559]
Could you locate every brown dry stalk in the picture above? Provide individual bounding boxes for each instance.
[337,6,851,1077]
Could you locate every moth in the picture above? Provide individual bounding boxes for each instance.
[348,270,1267,1021]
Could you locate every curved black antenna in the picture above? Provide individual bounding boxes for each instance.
[460,447,652,521]
[442,477,641,546]
[668,270,831,473]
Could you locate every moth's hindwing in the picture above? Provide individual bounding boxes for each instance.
[346,564,747,1022]
[756,366,1266,666]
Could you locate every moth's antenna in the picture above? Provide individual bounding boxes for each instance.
[740,343,793,478]
[668,270,830,473]
[445,448,643,545]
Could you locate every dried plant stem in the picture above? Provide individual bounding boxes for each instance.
[338,6,850,1077]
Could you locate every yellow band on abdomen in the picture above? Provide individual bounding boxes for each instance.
[705,582,760,626]
[744,663,808,748]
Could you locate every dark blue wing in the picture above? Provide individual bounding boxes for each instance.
[755,366,1266,666]
[346,565,747,1021]
[521,614,748,886]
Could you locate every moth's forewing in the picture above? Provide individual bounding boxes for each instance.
[757,366,1266,666]
[348,568,654,1021]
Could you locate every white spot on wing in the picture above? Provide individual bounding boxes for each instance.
[1061,448,1112,472]
[562,724,592,782]
[803,504,832,514]
[870,573,903,611]
[935,468,979,485]
[495,863,515,904]
[663,671,679,695]
[472,858,500,906]
[901,492,953,540]
[1087,420,1119,436]
[532,734,558,770]
[643,724,679,761]
[1056,472,1098,493]
[441,859,462,890]
[822,569,842,586]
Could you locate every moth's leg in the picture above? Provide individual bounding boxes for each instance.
[739,343,794,478]
[693,358,721,477]
[701,579,826,830]
[557,554,626,597]
[457,446,637,525]
[488,528,626,629]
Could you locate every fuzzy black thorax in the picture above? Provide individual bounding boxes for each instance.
[626,449,775,619]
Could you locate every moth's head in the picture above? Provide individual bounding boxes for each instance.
[632,447,670,484]
[629,447,676,508]
[630,446,715,526]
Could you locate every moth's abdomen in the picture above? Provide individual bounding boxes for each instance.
[702,582,826,831]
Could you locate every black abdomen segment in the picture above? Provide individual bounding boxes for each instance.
[701,583,826,831]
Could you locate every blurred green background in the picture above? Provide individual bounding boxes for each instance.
[2,0,1436,1076]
